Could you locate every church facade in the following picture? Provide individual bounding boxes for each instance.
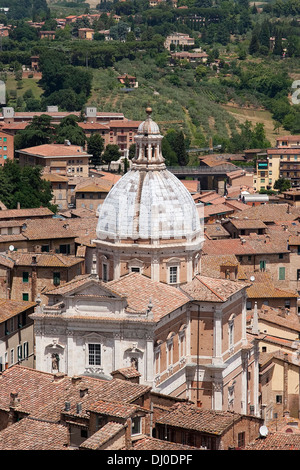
[31,109,260,417]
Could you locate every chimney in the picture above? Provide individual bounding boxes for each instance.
[10,391,20,408]
[64,401,71,412]
[76,403,82,414]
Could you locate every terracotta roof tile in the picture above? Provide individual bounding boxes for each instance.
[133,436,199,450]
[180,275,247,302]
[0,365,151,424]
[245,432,300,450]
[17,143,91,158]
[107,273,190,319]
[0,417,69,450]
[79,422,125,450]
[0,299,36,322]
[156,403,241,435]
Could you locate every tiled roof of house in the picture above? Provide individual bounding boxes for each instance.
[226,218,267,229]
[79,422,125,450]
[0,299,36,322]
[107,273,190,319]
[204,224,231,239]
[200,254,247,280]
[180,275,247,303]
[6,252,83,268]
[111,367,141,379]
[247,279,297,299]
[203,204,234,218]
[17,143,91,158]
[232,203,298,223]
[0,365,151,424]
[0,207,53,219]
[203,234,289,255]
[132,436,200,451]
[245,432,300,450]
[0,417,70,450]
[88,399,138,419]
[156,403,241,435]
[257,306,300,332]
[22,218,78,240]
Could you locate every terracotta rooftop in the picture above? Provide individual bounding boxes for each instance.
[5,252,84,268]
[203,234,290,255]
[200,254,247,280]
[180,275,247,302]
[232,203,298,223]
[156,403,242,435]
[225,218,267,229]
[0,417,70,450]
[0,365,151,424]
[247,282,297,299]
[245,432,300,450]
[0,299,36,322]
[107,273,190,319]
[21,218,78,240]
[79,421,125,450]
[17,143,91,158]
[88,399,138,419]
[0,207,53,220]
[133,436,199,451]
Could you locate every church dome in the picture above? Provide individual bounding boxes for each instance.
[96,109,203,244]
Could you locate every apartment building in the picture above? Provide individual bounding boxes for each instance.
[16,143,91,177]
[253,135,300,190]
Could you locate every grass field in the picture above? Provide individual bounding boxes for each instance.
[221,104,284,147]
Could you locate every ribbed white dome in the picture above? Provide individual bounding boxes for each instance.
[96,107,203,244]
[96,168,202,241]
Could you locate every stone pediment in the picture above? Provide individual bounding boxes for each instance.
[65,278,125,301]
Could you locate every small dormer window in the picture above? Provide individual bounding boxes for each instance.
[131,416,141,436]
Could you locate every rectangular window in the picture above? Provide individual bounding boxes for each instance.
[276,395,282,404]
[22,271,29,283]
[169,266,178,284]
[17,345,22,361]
[260,260,266,271]
[10,349,14,365]
[53,272,61,286]
[279,267,285,280]
[22,293,29,301]
[131,267,140,273]
[88,344,101,366]
[102,263,108,282]
[238,432,245,448]
[41,245,49,252]
[131,416,141,436]
[23,342,29,359]
[59,244,70,254]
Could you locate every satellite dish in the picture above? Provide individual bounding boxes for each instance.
[8,245,14,252]
[250,276,255,282]
[259,425,269,437]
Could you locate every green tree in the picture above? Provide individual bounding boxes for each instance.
[274,177,291,193]
[102,144,121,170]
[0,160,55,211]
[55,115,86,146]
[87,134,105,167]
[249,32,260,55]
[14,114,55,150]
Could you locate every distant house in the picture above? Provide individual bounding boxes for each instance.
[117,74,138,88]
[0,299,36,371]
[16,143,91,177]
[164,33,195,50]
[78,28,94,40]
[0,251,84,304]
[39,30,56,40]
[42,173,69,210]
